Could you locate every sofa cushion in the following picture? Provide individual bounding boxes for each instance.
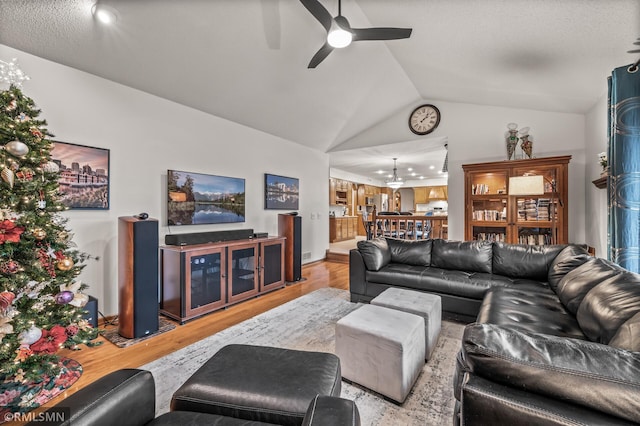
[476,286,586,339]
[555,257,625,315]
[609,311,640,352]
[547,245,591,292]
[357,237,390,271]
[576,271,640,344]
[385,237,432,266]
[492,243,564,281]
[430,239,493,274]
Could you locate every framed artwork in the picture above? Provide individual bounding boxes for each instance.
[167,169,245,225]
[50,141,110,209]
[265,173,299,210]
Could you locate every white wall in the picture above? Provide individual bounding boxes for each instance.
[1,45,330,316]
[584,92,609,258]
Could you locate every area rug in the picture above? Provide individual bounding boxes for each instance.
[102,317,176,348]
[0,357,82,423]
[141,288,465,426]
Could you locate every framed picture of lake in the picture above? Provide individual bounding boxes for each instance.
[167,169,245,225]
[50,141,110,209]
[265,173,299,210]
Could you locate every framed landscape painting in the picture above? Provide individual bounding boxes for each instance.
[50,141,110,209]
[265,173,299,210]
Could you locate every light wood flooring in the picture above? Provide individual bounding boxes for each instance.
[51,260,349,404]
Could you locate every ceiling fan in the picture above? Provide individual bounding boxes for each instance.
[300,0,412,68]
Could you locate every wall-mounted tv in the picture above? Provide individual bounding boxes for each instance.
[168,169,245,225]
[265,173,299,210]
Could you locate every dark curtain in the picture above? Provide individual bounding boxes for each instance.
[608,64,640,273]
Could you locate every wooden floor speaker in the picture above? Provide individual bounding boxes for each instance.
[278,214,302,282]
[118,216,159,338]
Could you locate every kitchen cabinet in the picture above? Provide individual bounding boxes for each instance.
[329,216,358,242]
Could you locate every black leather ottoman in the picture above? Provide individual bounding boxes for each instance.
[171,344,342,426]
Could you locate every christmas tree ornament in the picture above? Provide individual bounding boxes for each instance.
[0,291,15,311]
[9,161,19,171]
[29,127,43,139]
[18,326,42,346]
[56,257,74,271]
[41,161,59,174]
[57,230,69,241]
[0,219,24,243]
[6,99,17,111]
[69,292,88,307]
[0,260,20,274]
[1,167,15,188]
[32,227,46,240]
[55,290,74,305]
[16,168,33,181]
[16,112,30,122]
[4,139,30,157]
[37,189,46,209]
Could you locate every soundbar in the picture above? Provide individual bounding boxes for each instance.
[165,229,254,246]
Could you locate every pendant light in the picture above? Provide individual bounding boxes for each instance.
[386,158,404,189]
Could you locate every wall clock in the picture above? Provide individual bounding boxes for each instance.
[408,104,441,135]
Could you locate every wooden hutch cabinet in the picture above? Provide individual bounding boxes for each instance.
[160,236,285,323]
[462,156,570,245]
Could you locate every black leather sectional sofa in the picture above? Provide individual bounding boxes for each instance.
[350,237,640,425]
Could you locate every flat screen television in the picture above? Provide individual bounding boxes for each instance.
[265,173,299,210]
[168,169,245,225]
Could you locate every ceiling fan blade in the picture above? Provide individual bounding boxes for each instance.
[300,0,333,32]
[352,27,412,41]
[308,42,334,68]
[628,49,640,53]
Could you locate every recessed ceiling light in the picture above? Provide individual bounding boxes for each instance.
[411,172,416,176]
[419,176,425,179]
[438,170,443,174]
[387,174,392,178]
[92,3,118,25]
[407,167,413,172]
[376,170,385,174]
[429,165,435,170]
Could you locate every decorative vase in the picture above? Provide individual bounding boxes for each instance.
[520,135,533,159]
[505,123,518,160]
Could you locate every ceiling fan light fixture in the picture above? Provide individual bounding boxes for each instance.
[327,27,352,48]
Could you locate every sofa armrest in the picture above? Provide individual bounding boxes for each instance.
[349,249,367,298]
[28,369,156,426]
[459,323,640,424]
[302,395,360,426]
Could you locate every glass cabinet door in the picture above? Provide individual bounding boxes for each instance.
[260,239,285,292]
[468,170,508,242]
[228,243,259,303]
[184,247,226,318]
[511,165,561,245]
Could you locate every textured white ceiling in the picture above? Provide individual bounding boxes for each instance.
[0,0,638,181]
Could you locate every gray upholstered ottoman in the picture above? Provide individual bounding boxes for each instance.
[371,288,442,360]
[335,304,425,403]
[171,344,341,426]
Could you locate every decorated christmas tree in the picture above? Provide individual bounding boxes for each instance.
[0,62,100,381]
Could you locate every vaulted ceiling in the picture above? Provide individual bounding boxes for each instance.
[0,0,638,181]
